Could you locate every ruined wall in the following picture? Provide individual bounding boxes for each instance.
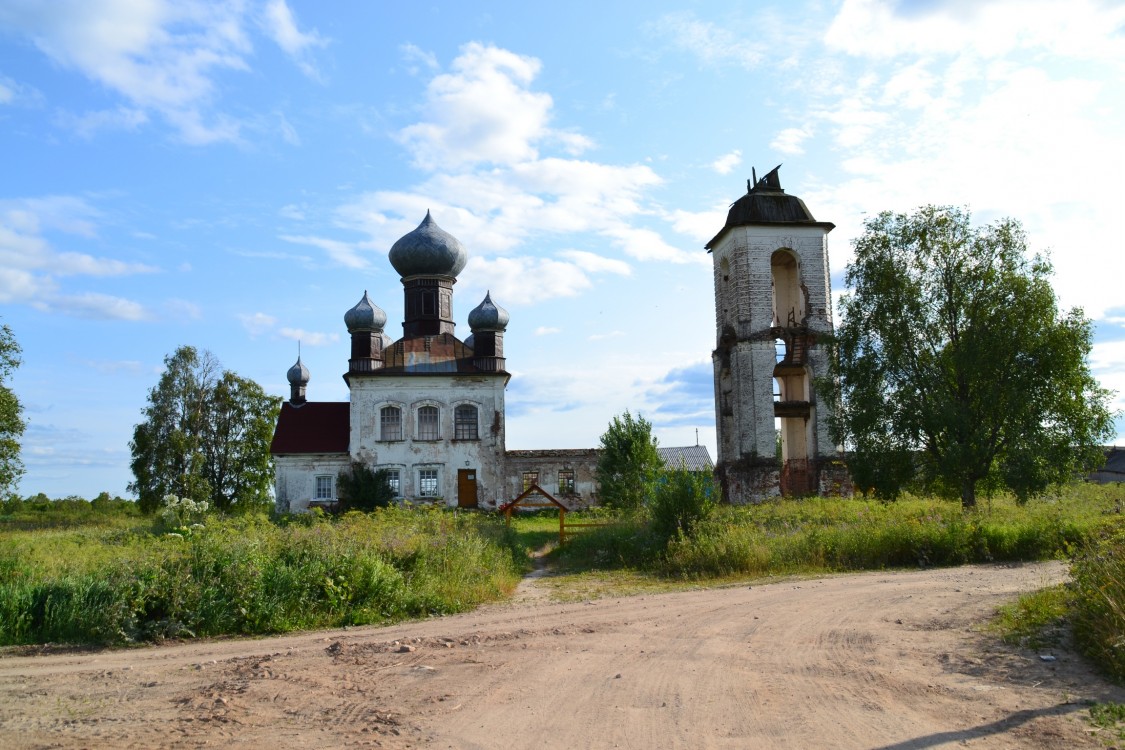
[503,449,600,508]
[273,454,352,513]
[711,224,841,503]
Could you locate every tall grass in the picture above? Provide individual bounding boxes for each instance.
[1070,519,1125,682]
[0,507,522,646]
[551,485,1123,580]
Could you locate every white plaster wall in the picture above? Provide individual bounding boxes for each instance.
[347,373,508,507]
[274,454,351,513]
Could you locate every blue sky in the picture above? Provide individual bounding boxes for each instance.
[2,0,1124,498]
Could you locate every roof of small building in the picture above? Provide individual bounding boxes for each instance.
[270,402,349,455]
[705,166,834,250]
[1103,447,1125,474]
[657,445,714,472]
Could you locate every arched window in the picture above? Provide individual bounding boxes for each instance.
[380,406,402,441]
[417,405,440,440]
[454,404,478,440]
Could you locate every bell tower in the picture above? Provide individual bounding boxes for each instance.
[707,165,849,501]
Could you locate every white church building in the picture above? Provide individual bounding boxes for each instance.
[270,212,617,512]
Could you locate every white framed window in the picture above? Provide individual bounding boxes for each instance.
[315,475,334,500]
[454,404,478,440]
[384,468,401,496]
[417,405,440,440]
[418,468,439,497]
[380,406,402,441]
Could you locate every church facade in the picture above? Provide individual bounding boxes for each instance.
[270,212,604,512]
[708,167,850,502]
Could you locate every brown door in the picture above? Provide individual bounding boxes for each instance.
[457,469,478,508]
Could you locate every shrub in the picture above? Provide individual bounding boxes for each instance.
[648,467,715,543]
[337,463,396,512]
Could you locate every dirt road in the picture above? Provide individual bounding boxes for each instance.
[1,561,1121,749]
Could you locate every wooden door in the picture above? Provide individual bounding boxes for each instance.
[457,469,478,508]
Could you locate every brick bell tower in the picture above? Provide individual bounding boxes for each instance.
[707,165,849,502]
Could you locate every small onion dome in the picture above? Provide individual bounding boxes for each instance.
[287,356,310,386]
[388,210,468,278]
[344,290,387,332]
[467,291,509,332]
[463,333,475,351]
[380,331,394,350]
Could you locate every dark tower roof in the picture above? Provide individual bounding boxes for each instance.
[344,290,387,332]
[388,210,468,278]
[467,291,509,331]
[705,165,834,250]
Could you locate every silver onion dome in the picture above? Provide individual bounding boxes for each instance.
[463,333,475,350]
[467,291,509,331]
[286,356,310,386]
[344,291,387,332]
[388,211,468,278]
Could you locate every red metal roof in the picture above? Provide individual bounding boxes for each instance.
[270,402,350,455]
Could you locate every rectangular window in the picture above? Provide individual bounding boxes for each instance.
[385,469,401,497]
[454,404,478,440]
[315,475,334,500]
[419,469,439,497]
[521,471,539,492]
[418,406,440,440]
[381,406,402,441]
[558,470,575,495]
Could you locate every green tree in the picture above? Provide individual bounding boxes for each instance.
[129,346,281,514]
[0,321,24,497]
[596,410,662,510]
[825,206,1115,508]
[337,463,396,512]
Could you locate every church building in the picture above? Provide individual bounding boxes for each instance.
[270,212,603,512]
[708,166,849,502]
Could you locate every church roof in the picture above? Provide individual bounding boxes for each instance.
[388,211,468,278]
[270,402,349,455]
[705,165,834,250]
[657,445,714,472]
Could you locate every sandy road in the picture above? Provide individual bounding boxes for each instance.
[1,561,1121,749]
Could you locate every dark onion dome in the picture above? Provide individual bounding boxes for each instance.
[388,210,468,278]
[705,165,834,250]
[467,291,509,331]
[380,331,394,350]
[344,290,387,332]
[463,333,475,351]
[287,355,310,386]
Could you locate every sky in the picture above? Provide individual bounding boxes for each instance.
[2,0,1124,499]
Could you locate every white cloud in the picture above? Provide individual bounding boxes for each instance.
[461,256,593,305]
[278,203,305,221]
[278,327,339,347]
[397,43,584,170]
[792,0,1125,322]
[58,106,148,138]
[400,43,438,73]
[534,326,561,336]
[667,206,727,244]
[0,0,327,143]
[770,127,811,156]
[279,234,372,269]
[557,250,631,276]
[825,0,1125,63]
[260,0,326,79]
[276,111,300,145]
[711,149,742,175]
[0,196,158,315]
[646,12,765,69]
[45,292,149,321]
[239,312,277,336]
